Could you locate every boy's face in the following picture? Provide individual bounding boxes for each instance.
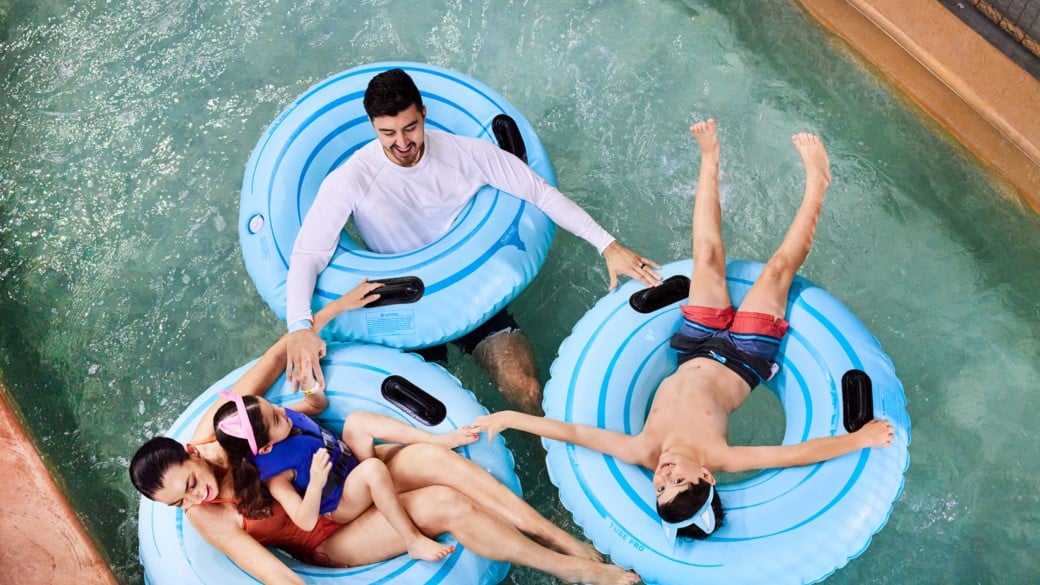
[371,104,426,167]
[653,452,713,505]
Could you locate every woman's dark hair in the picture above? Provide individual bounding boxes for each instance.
[129,436,190,499]
[656,481,725,540]
[363,68,423,119]
[214,396,274,519]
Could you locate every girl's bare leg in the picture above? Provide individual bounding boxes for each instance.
[377,442,602,562]
[316,486,640,585]
[688,119,731,309]
[738,133,831,317]
[329,458,454,562]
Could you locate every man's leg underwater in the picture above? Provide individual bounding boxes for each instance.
[474,330,543,415]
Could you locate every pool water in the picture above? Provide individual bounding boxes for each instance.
[2,0,1039,583]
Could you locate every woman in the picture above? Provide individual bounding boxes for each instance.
[130,281,639,585]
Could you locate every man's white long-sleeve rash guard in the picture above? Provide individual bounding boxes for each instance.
[286,129,616,323]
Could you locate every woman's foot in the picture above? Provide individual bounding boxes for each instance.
[406,535,456,562]
[567,562,642,585]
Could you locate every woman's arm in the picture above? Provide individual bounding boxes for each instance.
[474,410,650,467]
[187,503,304,585]
[720,419,895,473]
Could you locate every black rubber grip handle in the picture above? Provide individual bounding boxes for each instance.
[842,369,874,433]
[492,114,527,163]
[381,375,447,426]
[629,275,691,314]
[366,276,425,307]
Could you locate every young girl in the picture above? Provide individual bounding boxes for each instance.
[214,388,480,562]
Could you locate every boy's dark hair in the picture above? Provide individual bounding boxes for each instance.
[363,68,424,119]
[129,436,190,499]
[656,482,725,540]
[214,396,275,519]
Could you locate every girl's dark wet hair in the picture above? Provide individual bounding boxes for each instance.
[129,436,190,500]
[214,396,274,519]
[656,481,725,540]
[363,68,423,119]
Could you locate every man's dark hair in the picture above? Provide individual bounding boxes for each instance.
[363,68,424,119]
[129,436,190,499]
[656,482,725,540]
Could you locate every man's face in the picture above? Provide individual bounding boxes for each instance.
[371,104,426,167]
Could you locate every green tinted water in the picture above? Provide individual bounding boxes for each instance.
[2,0,1038,583]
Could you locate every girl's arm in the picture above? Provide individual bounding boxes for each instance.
[720,419,895,473]
[341,411,479,461]
[474,410,650,467]
[187,503,304,585]
[266,450,331,532]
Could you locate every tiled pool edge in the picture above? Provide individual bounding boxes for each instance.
[0,383,119,585]
[797,0,1040,211]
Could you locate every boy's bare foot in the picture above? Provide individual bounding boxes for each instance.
[432,426,481,449]
[791,132,831,187]
[406,535,456,562]
[690,119,720,159]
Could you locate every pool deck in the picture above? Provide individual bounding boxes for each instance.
[0,384,118,585]
[0,2,1037,584]
[797,0,1040,211]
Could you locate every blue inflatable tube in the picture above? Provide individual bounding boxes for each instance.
[138,343,522,585]
[239,62,556,349]
[542,259,910,585]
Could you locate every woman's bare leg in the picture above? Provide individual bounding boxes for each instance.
[315,486,640,585]
[688,119,731,309]
[377,442,601,561]
[328,459,453,561]
[738,133,831,317]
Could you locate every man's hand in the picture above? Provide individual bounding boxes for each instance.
[602,241,662,290]
[287,328,326,393]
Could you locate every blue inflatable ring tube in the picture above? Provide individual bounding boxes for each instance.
[542,259,911,585]
[239,62,556,349]
[138,343,522,585]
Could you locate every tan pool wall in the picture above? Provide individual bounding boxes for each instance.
[0,383,119,585]
[797,0,1040,211]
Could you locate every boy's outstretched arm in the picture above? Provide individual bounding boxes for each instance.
[720,419,895,473]
[474,410,650,467]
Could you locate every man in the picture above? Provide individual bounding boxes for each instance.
[285,68,660,414]
[475,119,894,539]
